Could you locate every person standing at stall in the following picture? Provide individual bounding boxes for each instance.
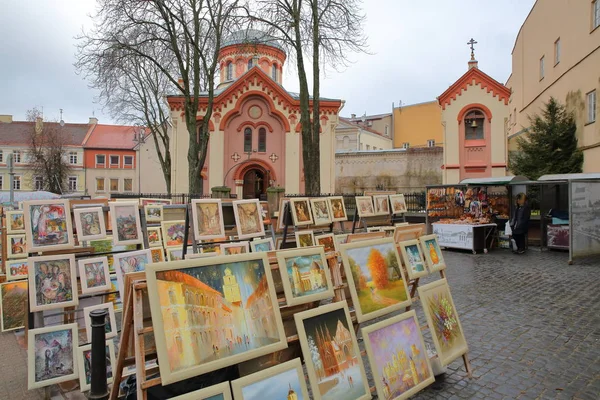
[510,193,531,254]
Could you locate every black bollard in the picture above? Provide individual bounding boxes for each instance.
[88,309,109,400]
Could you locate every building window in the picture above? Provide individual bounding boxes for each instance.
[342,136,350,148]
[226,62,233,80]
[13,151,21,163]
[110,155,120,167]
[124,178,133,192]
[258,127,267,152]
[271,64,277,80]
[588,90,597,123]
[247,59,253,71]
[13,176,21,190]
[427,139,435,148]
[594,0,600,30]
[384,125,389,136]
[539,56,545,80]
[110,178,119,192]
[124,155,133,168]
[0,151,3,163]
[554,38,560,65]
[68,176,78,192]
[34,176,44,190]
[0,176,2,189]
[96,154,106,167]
[69,152,78,164]
[244,128,252,153]
[96,178,105,192]
[464,109,485,140]
[402,142,410,149]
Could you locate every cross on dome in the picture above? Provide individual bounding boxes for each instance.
[467,38,478,60]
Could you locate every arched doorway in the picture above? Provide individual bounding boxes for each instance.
[243,169,266,199]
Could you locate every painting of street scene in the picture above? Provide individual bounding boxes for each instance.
[233,200,265,238]
[113,205,140,242]
[283,254,330,299]
[30,325,77,388]
[1,281,28,331]
[193,201,225,239]
[28,202,71,249]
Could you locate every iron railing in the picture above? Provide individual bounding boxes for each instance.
[110,192,212,204]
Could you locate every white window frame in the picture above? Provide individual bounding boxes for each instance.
[109,154,120,167]
[539,56,545,80]
[34,176,44,191]
[226,62,233,80]
[271,64,277,80]
[594,0,600,30]
[554,38,560,66]
[427,139,435,148]
[13,151,21,163]
[13,175,21,190]
[123,155,134,168]
[109,178,119,193]
[95,154,106,167]
[123,178,133,192]
[403,142,410,149]
[69,151,78,165]
[587,90,597,123]
[96,177,105,192]
[68,176,78,192]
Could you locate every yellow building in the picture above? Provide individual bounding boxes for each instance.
[393,101,443,149]
[507,0,600,172]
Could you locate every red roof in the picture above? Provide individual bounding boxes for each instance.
[0,121,90,147]
[437,67,511,110]
[83,124,147,149]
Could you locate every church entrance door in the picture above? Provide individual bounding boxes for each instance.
[243,168,266,199]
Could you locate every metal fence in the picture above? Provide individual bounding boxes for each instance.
[111,192,212,204]
[284,192,427,214]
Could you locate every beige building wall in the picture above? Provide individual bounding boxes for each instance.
[335,121,393,152]
[138,131,170,193]
[507,0,600,171]
[86,169,137,197]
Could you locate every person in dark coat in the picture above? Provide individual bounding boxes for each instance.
[510,193,531,254]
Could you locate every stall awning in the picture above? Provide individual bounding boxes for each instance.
[538,173,600,181]
[459,176,529,185]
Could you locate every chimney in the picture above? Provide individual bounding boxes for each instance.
[35,116,43,134]
[89,117,98,125]
[350,113,356,119]
[0,115,12,123]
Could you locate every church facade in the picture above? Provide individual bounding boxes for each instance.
[167,30,343,197]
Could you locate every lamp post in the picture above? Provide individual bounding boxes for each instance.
[132,124,146,193]
[88,309,109,400]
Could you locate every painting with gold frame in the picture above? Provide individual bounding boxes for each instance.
[419,234,446,273]
[231,358,309,400]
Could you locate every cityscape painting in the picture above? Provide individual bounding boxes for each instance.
[109,202,143,246]
[191,199,225,240]
[231,358,309,400]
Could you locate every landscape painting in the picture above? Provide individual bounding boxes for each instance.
[114,250,153,300]
[24,199,74,252]
[145,204,164,223]
[162,220,188,247]
[77,340,116,391]
[294,302,370,400]
[28,254,78,312]
[6,259,28,281]
[191,199,225,240]
[233,200,265,239]
[418,279,468,366]
[27,323,78,389]
[146,253,287,385]
[310,198,332,226]
[109,202,143,246]
[1,281,28,331]
[170,382,233,400]
[73,207,107,241]
[6,210,25,233]
[340,238,410,322]
[106,274,122,311]
[231,358,309,400]
[78,257,111,294]
[250,238,274,253]
[328,197,348,222]
[362,310,434,400]
[398,240,428,279]
[419,234,446,272]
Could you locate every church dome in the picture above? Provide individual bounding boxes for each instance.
[221,29,284,52]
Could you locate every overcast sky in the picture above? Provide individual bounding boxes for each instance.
[0,0,535,124]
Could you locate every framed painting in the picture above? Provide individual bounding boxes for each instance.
[7,233,27,258]
[171,382,233,400]
[113,249,153,300]
[27,323,78,390]
[373,195,391,216]
[73,207,107,242]
[231,358,309,400]
[389,194,408,215]
[140,198,172,206]
[259,201,271,225]
[6,210,25,234]
[23,199,74,252]
[6,259,28,281]
[294,301,371,400]
[355,196,375,218]
[145,204,164,223]
[191,199,225,241]
[367,227,382,232]
[232,200,265,239]
[394,222,409,227]
[220,241,249,255]
[315,233,335,253]
[185,252,218,260]
[310,198,332,226]
[393,225,424,243]
[151,247,166,263]
[28,254,78,312]
[83,302,118,342]
[295,230,316,248]
[277,199,290,231]
[381,226,396,237]
[167,246,194,261]
[418,279,468,366]
[106,274,122,311]
[250,238,275,253]
[362,310,435,400]
[147,226,163,248]
[0,280,28,332]
[276,247,334,306]
[289,198,313,226]
[108,201,143,246]
[162,220,187,248]
[398,240,428,280]
[419,234,446,273]
[78,256,111,294]
[339,238,411,322]
[346,231,386,243]
[333,234,349,250]
[77,340,116,392]
[145,253,288,385]
[328,196,348,222]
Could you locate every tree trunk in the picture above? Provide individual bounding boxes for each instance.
[310,0,322,195]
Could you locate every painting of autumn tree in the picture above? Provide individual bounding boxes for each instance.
[367,248,389,289]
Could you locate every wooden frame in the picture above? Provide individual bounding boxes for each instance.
[389,194,408,214]
[418,279,469,366]
[78,256,111,294]
[315,233,336,253]
[147,226,163,248]
[393,225,425,243]
[250,237,275,252]
[108,201,143,246]
[139,198,172,206]
[355,196,375,217]
[73,207,107,242]
[0,280,28,331]
[420,234,447,272]
[7,233,26,258]
[372,194,391,216]
[145,253,288,385]
[276,247,334,306]
[294,301,371,400]
[171,382,233,400]
[161,220,187,248]
[232,199,266,239]
[6,259,28,281]
[77,339,117,392]
[5,210,25,234]
[328,196,348,222]
[113,249,153,300]
[310,197,333,226]
[144,204,164,223]
[294,230,316,248]
[23,199,74,253]
[220,241,250,255]
[361,310,435,400]
[28,254,78,312]
[346,231,386,243]
[398,239,429,279]
[289,197,313,226]
[83,302,118,342]
[191,199,226,241]
[231,358,309,400]
[27,323,78,390]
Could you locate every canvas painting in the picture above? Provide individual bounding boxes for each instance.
[355,196,375,218]
[24,199,74,252]
[27,323,78,389]
[151,248,166,263]
[162,220,187,247]
[339,238,411,322]
[310,198,332,226]
[259,201,271,225]
[328,196,348,222]
[389,194,407,215]
[250,238,274,253]
[418,279,468,366]
[109,202,143,246]
[6,259,28,281]
[295,230,316,248]
[167,247,194,261]
[145,204,164,223]
[140,198,172,206]
[294,302,371,400]
[78,257,111,294]
[147,227,163,248]
[145,253,287,385]
[106,274,122,311]
[7,234,27,258]
[77,340,116,392]
[373,195,391,216]
[73,207,107,242]
[277,199,290,231]
[83,302,118,342]
[6,210,25,233]
[0,280,28,331]
[398,240,428,279]
[28,254,78,312]
[276,247,334,306]
[220,241,250,255]
[419,234,446,272]
[89,237,138,254]
[191,199,225,240]
[333,234,349,250]
[315,234,336,253]
[290,198,313,226]
[170,382,233,400]
[361,310,434,400]
[232,200,265,239]
[231,358,309,400]
[346,231,386,243]
[113,249,153,300]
